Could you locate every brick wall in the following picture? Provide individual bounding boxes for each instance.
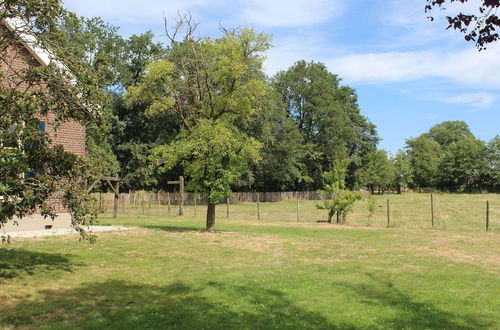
[1,29,86,156]
[1,28,87,213]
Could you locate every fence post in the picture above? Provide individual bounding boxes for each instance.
[148,192,152,216]
[431,193,435,228]
[386,199,390,228]
[99,192,103,213]
[167,192,171,216]
[194,193,197,217]
[486,200,490,232]
[113,182,119,218]
[226,197,230,219]
[296,195,299,222]
[257,193,261,221]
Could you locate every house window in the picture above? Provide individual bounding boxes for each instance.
[39,120,46,132]
[1,124,19,149]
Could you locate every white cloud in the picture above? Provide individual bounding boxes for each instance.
[243,0,344,27]
[325,45,500,89]
[431,92,497,109]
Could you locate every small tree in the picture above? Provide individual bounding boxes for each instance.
[128,17,271,231]
[150,120,260,232]
[317,160,361,223]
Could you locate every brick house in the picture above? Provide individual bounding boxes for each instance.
[1,18,86,232]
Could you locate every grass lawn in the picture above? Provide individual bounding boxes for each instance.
[102,192,500,232]
[1,210,499,329]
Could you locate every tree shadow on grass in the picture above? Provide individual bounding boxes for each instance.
[334,273,493,329]
[142,224,204,233]
[1,280,350,329]
[0,248,76,280]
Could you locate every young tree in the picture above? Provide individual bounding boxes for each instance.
[391,150,413,193]
[150,120,261,231]
[127,16,271,231]
[317,159,362,223]
[1,0,103,240]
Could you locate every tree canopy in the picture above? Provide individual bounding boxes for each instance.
[128,18,271,231]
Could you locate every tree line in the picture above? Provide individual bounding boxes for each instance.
[55,14,498,195]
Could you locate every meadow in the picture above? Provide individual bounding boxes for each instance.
[101,192,500,232]
[1,193,499,329]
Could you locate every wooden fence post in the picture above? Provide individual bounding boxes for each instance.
[226,197,230,219]
[486,200,490,232]
[296,195,299,222]
[257,193,261,221]
[431,193,435,228]
[148,191,152,216]
[113,181,119,218]
[167,192,171,216]
[194,193,197,217]
[99,192,103,213]
[386,199,390,228]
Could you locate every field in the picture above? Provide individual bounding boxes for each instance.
[1,193,499,329]
[101,192,500,232]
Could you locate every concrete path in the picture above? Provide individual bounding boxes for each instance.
[3,226,131,238]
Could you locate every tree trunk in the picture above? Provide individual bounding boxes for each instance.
[327,209,333,223]
[336,211,340,223]
[206,203,216,232]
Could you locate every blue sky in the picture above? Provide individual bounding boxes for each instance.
[63,0,499,153]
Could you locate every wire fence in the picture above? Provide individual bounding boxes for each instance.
[92,191,499,232]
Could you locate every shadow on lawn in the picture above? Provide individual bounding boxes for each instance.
[1,280,348,329]
[0,248,75,280]
[335,273,493,329]
[142,224,204,233]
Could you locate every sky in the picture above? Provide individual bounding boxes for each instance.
[63,0,500,153]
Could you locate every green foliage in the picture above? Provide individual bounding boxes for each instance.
[317,159,362,223]
[150,120,261,204]
[237,87,310,191]
[438,136,487,192]
[406,136,441,188]
[484,136,500,192]
[272,60,378,189]
[391,150,413,192]
[1,0,103,240]
[128,22,271,230]
[405,121,495,192]
[357,150,394,193]
[427,120,474,147]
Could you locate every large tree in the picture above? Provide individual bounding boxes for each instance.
[128,17,271,231]
[437,135,487,191]
[272,60,378,190]
[0,0,102,240]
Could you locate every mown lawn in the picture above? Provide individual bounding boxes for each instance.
[102,192,500,232]
[1,214,499,329]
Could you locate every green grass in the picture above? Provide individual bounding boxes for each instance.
[1,211,499,329]
[101,192,500,232]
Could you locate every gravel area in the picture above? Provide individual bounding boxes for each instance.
[3,226,131,238]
